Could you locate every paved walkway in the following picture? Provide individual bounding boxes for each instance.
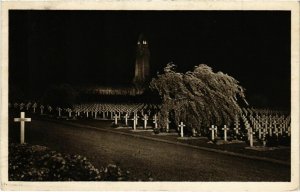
[9,118,290,181]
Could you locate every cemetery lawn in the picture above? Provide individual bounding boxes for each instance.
[9,117,290,181]
[70,119,291,163]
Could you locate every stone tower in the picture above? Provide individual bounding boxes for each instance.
[133,33,150,88]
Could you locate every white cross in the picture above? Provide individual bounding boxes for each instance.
[209,125,217,140]
[32,103,37,113]
[222,125,229,141]
[262,128,268,147]
[166,118,171,132]
[19,103,25,110]
[40,105,44,114]
[124,113,129,126]
[57,107,62,117]
[26,102,31,111]
[233,126,240,135]
[248,127,254,147]
[48,106,52,112]
[143,114,148,129]
[133,114,138,130]
[153,114,158,129]
[14,112,31,144]
[66,108,72,117]
[286,127,291,136]
[114,113,119,125]
[257,126,263,139]
[178,122,185,137]
[273,129,280,137]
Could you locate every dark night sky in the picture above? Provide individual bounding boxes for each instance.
[9,10,290,109]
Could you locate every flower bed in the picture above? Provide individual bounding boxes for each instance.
[9,143,131,181]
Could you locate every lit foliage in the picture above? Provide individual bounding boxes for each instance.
[150,63,248,132]
[9,143,132,181]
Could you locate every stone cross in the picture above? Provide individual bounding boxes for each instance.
[268,126,273,137]
[133,114,138,130]
[114,113,119,125]
[26,102,31,111]
[179,122,185,137]
[19,103,25,110]
[262,128,268,147]
[14,112,31,144]
[40,105,44,115]
[66,108,72,117]
[209,125,217,140]
[142,114,148,129]
[273,129,280,137]
[258,126,263,139]
[286,127,291,136]
[166,118,171,132]
[222,125,229,141]
[248,127,254,147]
[57,107,62,117]
[32,103,37,113]
[48,106,52,113]
[124,113,129,126]
[278,126,283,135]
[233,126,240,135]
[153,114,158,129]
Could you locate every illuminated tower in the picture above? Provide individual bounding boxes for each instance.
[133,33,150,88]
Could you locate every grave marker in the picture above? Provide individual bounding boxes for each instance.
[124,113,129,126]
[66,108,72,118]
[132,114,138,130]
[32,103,37,113]
[153,114,158,129]
[222,125,229,141]
[40,105,44,115]
[166,118,171,132]
[262,128,268,147]
[14,112,31,144]
[142,114,148,129]
[248,127,254,147]
[114,113,119,125]
[209,125,217,141]
[179,122,185,137]
[57,107,62,117]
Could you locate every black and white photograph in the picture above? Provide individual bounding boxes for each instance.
[0,1,299,191]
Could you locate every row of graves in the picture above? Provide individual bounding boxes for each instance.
[10,102,291,148]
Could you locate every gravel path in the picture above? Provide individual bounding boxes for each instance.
[9,119,290,181]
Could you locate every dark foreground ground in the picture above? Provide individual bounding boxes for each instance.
[9,118,290,181]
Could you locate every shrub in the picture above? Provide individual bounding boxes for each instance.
[9,143,131,181]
